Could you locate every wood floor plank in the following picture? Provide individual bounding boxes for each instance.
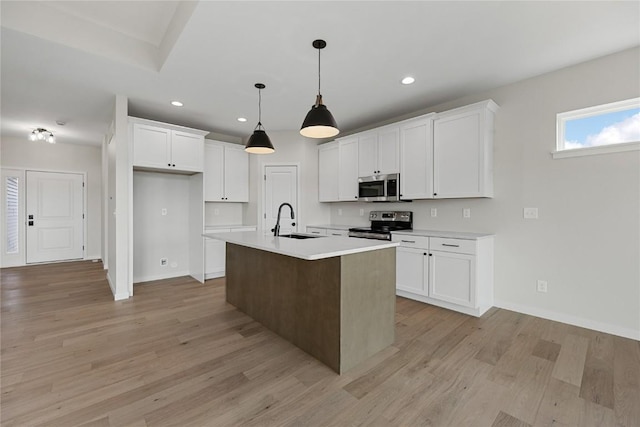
[1,260,637,427]
[551,333,590,387]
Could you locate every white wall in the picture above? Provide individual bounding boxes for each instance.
[106,95,130,300]
[328,47,640,339]
[245,130,331,231]
[204,202,244,226]
[0,136,102,260]
[133,171,191,282]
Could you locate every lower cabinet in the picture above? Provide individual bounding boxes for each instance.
[393,234,494,317]
[305,226,349,237]
[205,227,256,279]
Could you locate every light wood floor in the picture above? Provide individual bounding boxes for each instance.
[1,261,639,427]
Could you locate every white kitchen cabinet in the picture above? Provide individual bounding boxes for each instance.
[204,140,249,202]
[392,233,494,317]
[318,142,339,202]
[306,227,327,236]
[433,100,498,198]
[396,246,429,296]
[338,137,359,201]
[131,118,206,173]
[358,126,399,176]
[399,115,435,200]
[325,228,349,237]
[205,226,256,279]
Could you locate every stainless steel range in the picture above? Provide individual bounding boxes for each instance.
[348,211,413,241]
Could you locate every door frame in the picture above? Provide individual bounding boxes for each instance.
[0,167,88,266]
[260,163,300,234]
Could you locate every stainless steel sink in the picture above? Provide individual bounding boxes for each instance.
[278,233,323,240]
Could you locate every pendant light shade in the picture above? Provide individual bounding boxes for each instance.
[245,83,274,154]
[300,39,339,139]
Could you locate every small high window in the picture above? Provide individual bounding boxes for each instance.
[554,98,640,159]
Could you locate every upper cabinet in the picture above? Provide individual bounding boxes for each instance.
[433,100,498,198]
[204,140,249,202]
[130,118,207,173]
[399,115,435,200]
[358,126,399,176]
[338,137,359,201]
[318,142,339,202]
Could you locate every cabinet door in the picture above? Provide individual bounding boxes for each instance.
[433,112,482,198]
[171,131,204,172]
[204,142,224,202]
[396,246,428,296]
[224,144,249,202]
[377,126,400,174]
[132,123,171,169]
[400,117,433,200]
[318,143,339,202]
[358,133,378,176]
[338,138,359,201]
[429,250,475,307]
[205,238,226,277]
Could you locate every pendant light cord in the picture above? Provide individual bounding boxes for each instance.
[318,47,321,96]
[257,87,263,130]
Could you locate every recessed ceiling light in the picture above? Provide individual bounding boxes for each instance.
[170,100,184,107]
[401,76,415,85]
[237,117,247,122]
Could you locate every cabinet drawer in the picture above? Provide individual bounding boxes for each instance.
[430,237,476,255]
[392,234,429,249]
[326,229,348,237]
[306,227,327,236]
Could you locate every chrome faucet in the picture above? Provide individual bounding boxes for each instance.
[272,203,295,236]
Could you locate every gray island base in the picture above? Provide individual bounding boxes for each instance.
[225,243,396,374]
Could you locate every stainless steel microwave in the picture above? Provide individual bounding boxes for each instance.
[358,174,400,202]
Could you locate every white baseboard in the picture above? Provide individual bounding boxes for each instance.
[494,299,640,341]
[86,255,102,261]
[133,270,190,284]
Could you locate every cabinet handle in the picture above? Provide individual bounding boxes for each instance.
[331,233,341,236]
[354,196,358,199]
[429,253,432,256]
[423,252,427,256]
[441,243,460,247]
[433,193,438,196]
[401,240,416,243]
[168,163,171,166]
[311,231,320,234]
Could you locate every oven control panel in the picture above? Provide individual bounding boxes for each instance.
[369,211,412,223]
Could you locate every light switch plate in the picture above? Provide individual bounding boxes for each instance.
[431,208,437,217]
[524,208,539,219]
[214,208,220,216]
[161,208,167,216]
[463,208,471,218]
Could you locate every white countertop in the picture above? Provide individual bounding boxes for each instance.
[392,229,494,240]
[205,225,257,231]
[203,231,399,261]
[306,224,355,231]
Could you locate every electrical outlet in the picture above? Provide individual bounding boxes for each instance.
[161,208,167,216]
[160,258,168,266]
[524,208,539,219]
[359,209,364,216]
[537,280,548,293]
[431,208,437,217]
[214,208,220,216]
[338,208,343,216]
[463,208,471,218]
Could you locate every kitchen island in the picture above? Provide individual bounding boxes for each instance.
[203,231,398,374]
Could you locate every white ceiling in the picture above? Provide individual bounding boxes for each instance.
[2,1,639,146]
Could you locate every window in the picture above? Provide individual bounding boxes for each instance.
[5,176,19,254]
[554,97,640,159]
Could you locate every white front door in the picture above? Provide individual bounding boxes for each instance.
[263,165,298,235]
[26,171,84,263]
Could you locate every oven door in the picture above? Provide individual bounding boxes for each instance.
[358,175,388,202]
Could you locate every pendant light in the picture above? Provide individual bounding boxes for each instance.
[245,83,275,154]
[300,39,339,139]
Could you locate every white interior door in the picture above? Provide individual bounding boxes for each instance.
[263,165,298,235]
[26,171,84,263]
